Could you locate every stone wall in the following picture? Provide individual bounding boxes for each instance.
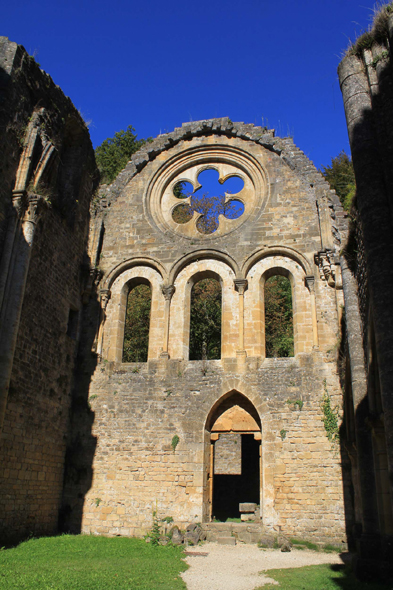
[62,120,348,546]
[0,38,350,547]
[0,37,97,543]
[214,433,241,475]
[338,6,393,578]
[64,357,344,543]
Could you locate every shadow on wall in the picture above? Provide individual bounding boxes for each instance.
[59,285,99,534]
[338,40,393,578]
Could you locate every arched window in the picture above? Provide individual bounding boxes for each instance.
[122,280,152,362]
[264,274,294,357]
[189,277,222,360]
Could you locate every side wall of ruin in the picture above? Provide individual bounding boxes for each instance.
[0,37,97,543]
[338,11,393,578]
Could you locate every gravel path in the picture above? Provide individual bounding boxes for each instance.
[181,542,346,590]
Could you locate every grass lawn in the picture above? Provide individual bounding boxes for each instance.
[0,535,187,590]
[258,563,393,590]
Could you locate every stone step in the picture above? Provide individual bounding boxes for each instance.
[216,536,236,545]
[201,522,265,544]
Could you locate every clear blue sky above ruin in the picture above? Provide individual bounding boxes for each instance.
[2,0,380,169]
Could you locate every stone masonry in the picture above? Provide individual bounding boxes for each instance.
[338,6,393,578]
[0,37,97,543]
[62,119,349,546]
[0,36,351,549]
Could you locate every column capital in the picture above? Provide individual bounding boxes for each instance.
[314,250,336,287]
[162,285,175,301]
[24,193,48,225]
[305,275,315,293]
[99,288,111,309]
[11,190,27,219]
[234,279,248,295]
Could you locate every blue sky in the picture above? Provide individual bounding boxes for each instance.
[2,0,381,168]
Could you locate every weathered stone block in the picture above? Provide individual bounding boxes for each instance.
[239,503,257,513]
[217,536,236,545]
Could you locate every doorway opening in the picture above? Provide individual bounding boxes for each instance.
[213,434,260,521]
[204,391,262,523]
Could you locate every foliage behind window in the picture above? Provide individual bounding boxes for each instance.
[265,275,294,358]
[189,278,221,360]
[123,284,151,363]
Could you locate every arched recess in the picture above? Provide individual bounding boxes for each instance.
[244,256,313,357]
[189,271,222,361]
[203,390,262,522]
[102,265,164,362]
[168,258,237,359]
[263,268,294,358]
[122,278,152,363]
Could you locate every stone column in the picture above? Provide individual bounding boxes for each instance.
[334,262,344,327]
[234,279,248,355]
[0,191,25,314]
[209,440,215,521]
[0,193,47,431]
[96,289,111,358]
[160,285,175,359]
[305,275,319,348]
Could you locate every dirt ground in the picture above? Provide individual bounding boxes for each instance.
[181,542,346,590]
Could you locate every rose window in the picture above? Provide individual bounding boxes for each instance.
[148,145,267,240]
[171,169,245,234]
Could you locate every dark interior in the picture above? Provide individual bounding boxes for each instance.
[212,434,260,522]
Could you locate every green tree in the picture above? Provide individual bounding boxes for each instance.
[265,276,294,357]
[95,125,147,184]
[123,284,151,362]
[172,181,219,233]
[320,151,356,212]
[189,278,221,360]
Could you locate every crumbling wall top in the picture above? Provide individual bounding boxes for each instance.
[96,118,343,221]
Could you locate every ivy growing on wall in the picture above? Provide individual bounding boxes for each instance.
[321,380,340,445]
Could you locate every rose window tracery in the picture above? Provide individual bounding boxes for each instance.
[171,169,245,234]
[147,145,268,239]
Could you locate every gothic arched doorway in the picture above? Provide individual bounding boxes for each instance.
[203,391,262,522]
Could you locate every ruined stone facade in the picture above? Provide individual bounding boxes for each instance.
[0,37,350,549]
[338,9,393,579]
[62,120,348,546]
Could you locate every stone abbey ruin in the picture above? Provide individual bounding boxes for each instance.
[0,4,393,579]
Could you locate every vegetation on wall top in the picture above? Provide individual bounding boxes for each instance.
[95,125,150,184]
[320,151,355,212]
[347,2,393,58]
